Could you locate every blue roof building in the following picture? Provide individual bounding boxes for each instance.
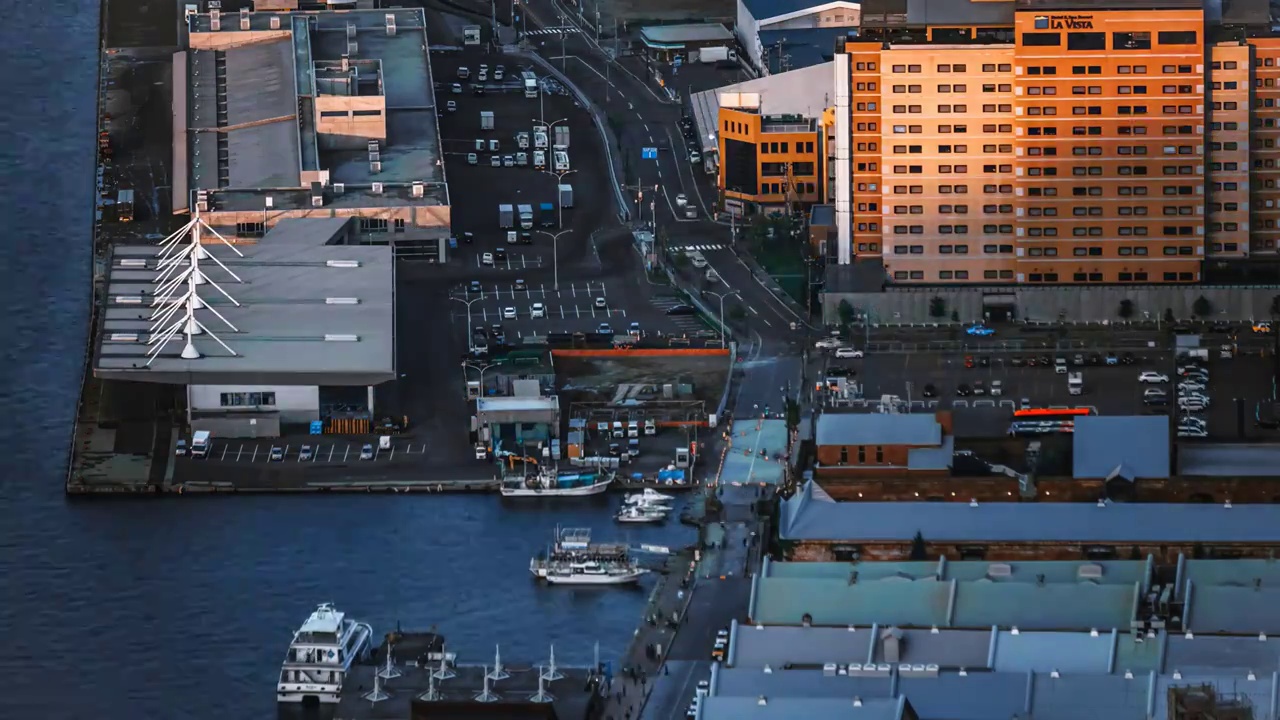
[1072,416,1170,481]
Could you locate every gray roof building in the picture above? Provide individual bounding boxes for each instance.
[816,413,943,446]
[94,217,395,386]
[1178,444,1280,477]
[689,61,834,154]
[780,481,1280,544]
[1072,416,1170,480]
[698,695,909,720]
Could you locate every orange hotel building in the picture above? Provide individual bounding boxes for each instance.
[825,0,1280,285]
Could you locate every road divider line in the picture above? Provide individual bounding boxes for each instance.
[749,306,760,315]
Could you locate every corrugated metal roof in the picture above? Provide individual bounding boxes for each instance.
[991,630,1115,674]
[700,695,904,720]
[1182,558,1280,594]
[765,559,1148,586]
[1178,444,1280,477]
[898,673,1029,720]
[906,0,1014,24]
[907,436,953,470]
[731,626,881,668]
[1186,586,1280,635]
[639,23,735,45]
[1165,635,1280,673]
[753,576,952,626]
[780,483,1278,543]
[953,583,1137,631]
[1030,673,1149,720]
[815,413,942,447]
[743,0,853,21]
[1072,416,1170,480]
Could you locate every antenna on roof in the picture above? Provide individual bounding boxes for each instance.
[421,670,441,701]
[541,645,564,682]
[146,208,244,365]
[529,666,555,703]
[486,645,509,682]
[378,642,402,680]
[432,648,456,680]
[362,672,390,703]
[474,666,499,702]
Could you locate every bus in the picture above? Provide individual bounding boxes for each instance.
[1012,407,1095,420]
[116,189,135,222]
[1009,406,1094,437]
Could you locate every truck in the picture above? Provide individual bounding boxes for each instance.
[538,202,555,227]
[480,111,494,131]
[534,130,548,149]
[522,70,538,98]
[498,203,514,228]
[463,25,481,45]
[1068,372,1083,396]
[517,203,534,229]
[558,183,573,208]
[116,188,135,222]
[472,327,489,354]
[698,46,736,64]
[191,430,211,458]
[553,149,569,172]
[554,125,570,149]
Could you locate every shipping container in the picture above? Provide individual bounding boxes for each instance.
[558,183,573,208]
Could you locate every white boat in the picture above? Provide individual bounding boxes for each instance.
[624,489,675,505]
[277,603,373,704]
[615,505,669,524]
[530,527,649,585]
[501,468,613,497]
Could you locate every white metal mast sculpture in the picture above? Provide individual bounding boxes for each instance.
[146,209,244,365]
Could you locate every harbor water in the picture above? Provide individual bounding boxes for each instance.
[0,3,693,719]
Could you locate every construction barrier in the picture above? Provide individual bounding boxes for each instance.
[325,417,371,435]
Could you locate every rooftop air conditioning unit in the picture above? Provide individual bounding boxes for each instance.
[210,16,221,30]
[1078,564,1104,579]
[823,663,837,677]
[265,196,273,209]
[369,151,381,163]
[333,182,345,195]
[371,182,384,194]
[239,8,250,30]
[347,40,359,57]
[370,161,382,174]
[987,563,1013,578]
[310,181,324,207]
[386,13,397,35]
[347,23,357,38]
[270,16,281,30]
[411,181,424,198]
[368,140,380,153]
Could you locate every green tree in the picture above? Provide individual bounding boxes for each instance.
[837,299,856,328]
[1118,298,1135,320]
[1192,295,1213,318]
[928,296,947,319]
[909,531,928,561]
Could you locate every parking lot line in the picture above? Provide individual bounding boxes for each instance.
[221,444,228,461]
[236,445,243,461]
[344,445,350,462]
[252,446,259,462]
[390,444,396,460]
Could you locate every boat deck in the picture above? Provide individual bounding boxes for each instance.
[282,632,602,720]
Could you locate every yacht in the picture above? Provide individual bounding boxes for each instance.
[530,527,649,585]
[277,603,373,705]
[615,504,670,524]
[623,489,674,505]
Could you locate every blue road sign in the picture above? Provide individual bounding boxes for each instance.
[641,147,657,160]
[673,56,683,67]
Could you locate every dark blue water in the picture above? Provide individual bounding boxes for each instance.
[0,4,690,718]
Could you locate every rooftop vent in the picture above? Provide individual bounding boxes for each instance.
[823,663,837,677]
[370,161,382,174]
[119,258,147,268]
[239,8,250,30]
[333,182,345,195]
[326,260,361,268]
[324,334,359,342]
[987,563,1013,578]
[757,696,767,706]
[412,181,425,198]
[1078,563,1104,580]
[368,140,380,153]
[310,181,324,208]
[115,296,144,305]
[386,13,397,35]
[347,22,357,38]
[347,40,359,57]
[371,182,384,194]
[326,297,359,305]
[270,15,281,30]
[109,333,140,342]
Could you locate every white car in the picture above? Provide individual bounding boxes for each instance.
[1137,372,1169,384]
[689,150,702,164]
[1178,382,1206,392]
[360,443,374,460]
[1178,427,1208,438]
[675,193,688,207]
[530,302,546,318]
[1142,388,1167,398]
[595,297,608,309]
[815,338,843,350]
[481,252,494,266]
[502,306,517,320]
[1179,417,1208,429]
[834,347,864,359]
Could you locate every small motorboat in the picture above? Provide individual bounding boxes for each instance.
[615,504,670,524]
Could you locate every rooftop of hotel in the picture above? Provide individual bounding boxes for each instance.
[94,217,395,386]
[178,8,446,211]
[690,61,833,153]
[780,482,1280,544]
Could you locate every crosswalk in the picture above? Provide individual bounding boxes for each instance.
[677,244,726,252]
[525,26,582,36]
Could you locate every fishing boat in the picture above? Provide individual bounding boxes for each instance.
[530,527,649,585]
[277,603,373,704]
[614,504,670,524]
[501,467,613,497]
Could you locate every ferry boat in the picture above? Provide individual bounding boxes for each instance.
[501,467,613,497]
[277,603,374,704]
[614,504,670,524]
[530,527,649,585]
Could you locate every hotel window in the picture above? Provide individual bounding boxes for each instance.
[874,446,884,463]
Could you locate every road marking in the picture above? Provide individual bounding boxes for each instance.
[390,444,396,460]
[329,445,336,461]
[749,306,760,315]
[252,446,258,462]
[284,444,290,460]
[644,123,650,132]
[236,445,243,461]
[312,446,318,462]
[221,445,229,461]
[648,134,654,142]
[344,445,350,462]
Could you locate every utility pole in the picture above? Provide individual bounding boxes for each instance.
[707,291,742,348]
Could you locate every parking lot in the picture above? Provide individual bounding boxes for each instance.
[431,49,609,273]
[832,350,1277,439]
[195,440,429,464]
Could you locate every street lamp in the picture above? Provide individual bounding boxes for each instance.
[451,295,485,350]
[462,360,500,397]
[535,228,573,292]
[533,116,569,143]
[541,168,577,228]
[706,290,741,349]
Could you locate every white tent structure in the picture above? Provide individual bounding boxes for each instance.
[146,210,244,365]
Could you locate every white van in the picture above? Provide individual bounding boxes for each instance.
[553,149,570,172]
[533,150,546,169]
[690,252,708,269]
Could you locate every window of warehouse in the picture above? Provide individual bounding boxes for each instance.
[1068,32,1106,51]
[1021,32,1060,46]
[1158,31,1197,45]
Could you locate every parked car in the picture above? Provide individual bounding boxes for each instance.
[1178,381,1206,392]
[1254,321,1273,334]
[964,356,975,369]
[1010,356,1024,367]
[1104,353,1118,366]
[360,443,374,460]
[598,323,614,335]
[666,304,696,316]
[956,384,972,396]
[1120,352,1136,365]
[469,280,483,294]
[834,347,864,359]
[299,445,313,461]
[1178,427,1209,438]
[531,302,546,318]
[503,306,517,319]
[675,193,688,207]
[1138,372,1169,384]
[1143,388,1167,399]
[815,338,843,349]
[269,446,284,462]
[922,383,938,398]
[481,252,494,265]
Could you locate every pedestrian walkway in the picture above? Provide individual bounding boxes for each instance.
[675,243,726,252]
[525,26,581,36]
